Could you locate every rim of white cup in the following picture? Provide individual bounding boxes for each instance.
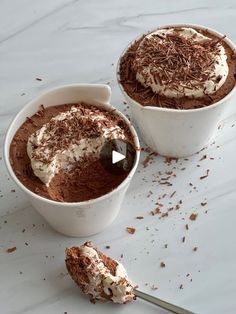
[4,84,140,207]
[117,23,236,114]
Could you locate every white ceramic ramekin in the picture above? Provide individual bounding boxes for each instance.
[4,84,140,237]
[117,24,236,157]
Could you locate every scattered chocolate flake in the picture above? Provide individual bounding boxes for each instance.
[179,284,183,290]
[136,216,144,219]
[185,224,189,230]
[105,245,110,249]
[10,189,16,193]
[120,254,123,258]
[164,244,168,248]
[142,152,158,168]
[159,181,173,186]
[170,191,176,198]
[4,220,7,224]
[189,213,198,221]
[161,212,168,218]
[160,261,166,268]
[152,207,161,215]
[36,78,42,81]
[200,155,208,162]
[25,242,29,246]
[126,227,136,234]
[22,228,26,233]
[201,202,207,206]
[6,247,17,253]
[164,157,178,165]
[151,285,158,290]
[142,155,151,168]
[147,190,153,198]
[193,247,198,252]
[200,169,210,179]
[182,236,186,243]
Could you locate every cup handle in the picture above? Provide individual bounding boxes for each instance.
[86,84,111,105]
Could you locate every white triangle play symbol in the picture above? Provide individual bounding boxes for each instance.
[112,150,125,164]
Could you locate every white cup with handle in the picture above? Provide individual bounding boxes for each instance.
[4,84,140,237]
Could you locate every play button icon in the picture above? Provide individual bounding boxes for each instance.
[100,139,136,175]
[112,150,125,164]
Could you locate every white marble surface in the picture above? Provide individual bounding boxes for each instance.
[1,1,236,313]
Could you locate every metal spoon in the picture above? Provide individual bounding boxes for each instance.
[134,289,195,314]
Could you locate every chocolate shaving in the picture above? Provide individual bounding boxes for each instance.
[6,247,17,253]
[189,213,198,221]
[200,169,210,179]
[126,227,136,234]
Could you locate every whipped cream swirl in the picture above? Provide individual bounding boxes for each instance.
[133,27,229,98]
[27,105,126,186]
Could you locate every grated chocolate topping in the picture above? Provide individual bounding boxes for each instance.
[133,30,225,92]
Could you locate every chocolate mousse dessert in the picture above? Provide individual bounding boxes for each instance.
[119,27,236,109]
[65,241,136,303]
[10,103,136,202]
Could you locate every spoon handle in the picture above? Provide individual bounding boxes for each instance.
[134,289,195,314]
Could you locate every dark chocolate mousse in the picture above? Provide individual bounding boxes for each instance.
[10,103,136,202]
[119,27,236,109]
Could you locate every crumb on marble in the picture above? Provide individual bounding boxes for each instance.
[160,261,166,268]
[200,169,210,180]
[189,213,198,221]
[6,246,17,253]
[126,227,136,234]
